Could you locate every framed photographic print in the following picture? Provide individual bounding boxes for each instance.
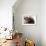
[22,14,36,25]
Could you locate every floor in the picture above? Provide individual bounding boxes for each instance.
[0,39,16,46]
[0,33,23,46]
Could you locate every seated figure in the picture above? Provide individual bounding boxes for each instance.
[25,40,35,46]
[15,33,23,46]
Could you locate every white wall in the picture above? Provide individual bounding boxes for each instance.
[13,0,41,46]
[41,0,46,46]
[13,0,46,46]
[0,0,16,30]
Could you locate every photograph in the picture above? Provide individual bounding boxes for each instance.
[22,15,36,25]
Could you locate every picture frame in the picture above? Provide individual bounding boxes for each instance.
[22,14,37,25]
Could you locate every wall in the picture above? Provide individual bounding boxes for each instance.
[0,0,16,30]
[41,0,46,46]
[13,0,41,46]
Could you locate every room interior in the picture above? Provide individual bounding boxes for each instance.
[0,0,46,46]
